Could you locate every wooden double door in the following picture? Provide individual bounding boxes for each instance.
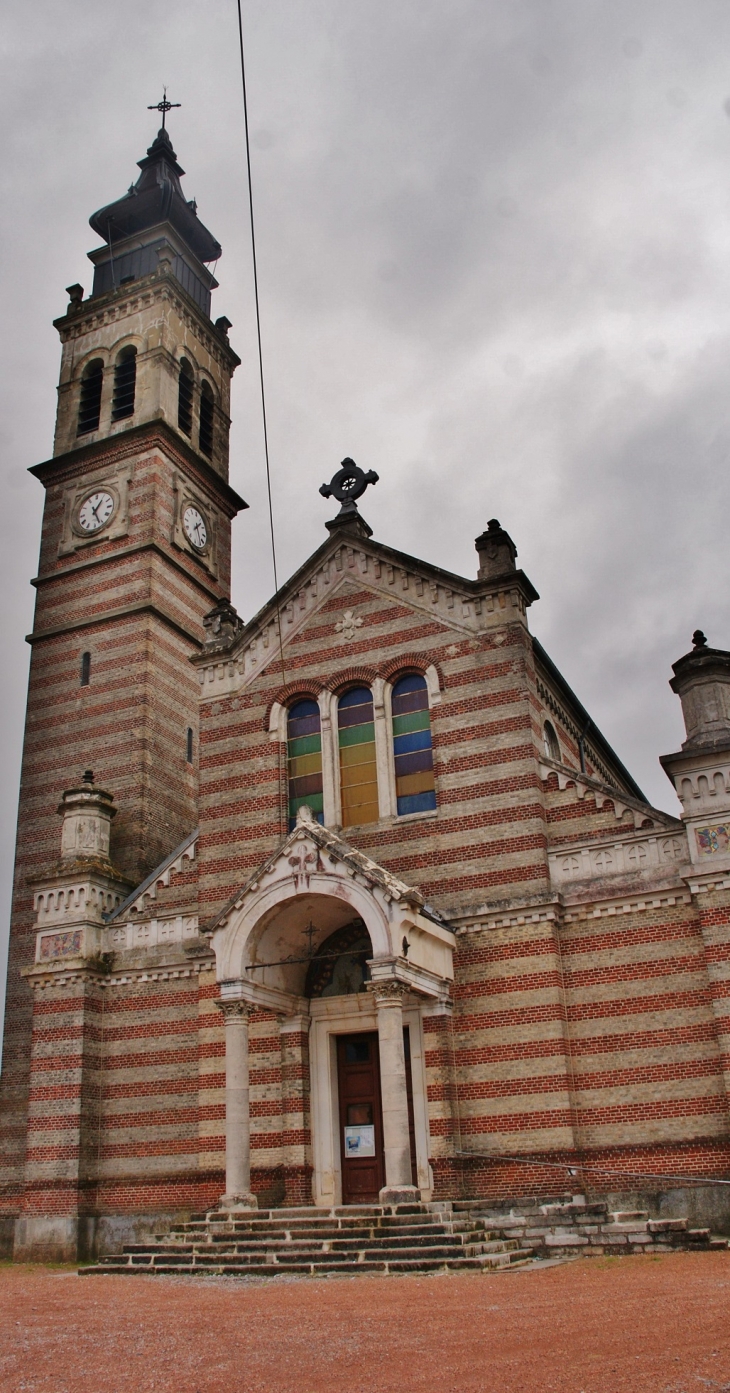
[336,1030,417,1204]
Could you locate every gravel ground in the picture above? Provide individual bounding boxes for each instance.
[1,1252,729,1392]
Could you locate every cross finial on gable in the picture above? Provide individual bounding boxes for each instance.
[320,458,378,536]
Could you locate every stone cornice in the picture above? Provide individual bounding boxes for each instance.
[539,756,679,831]
[23,954,213,990]
[453,882,693,932]
[26,599,204,649]
[54,264,241,371]
[29,418,246,516]
[560,887,692,923]
[30,539,225,603]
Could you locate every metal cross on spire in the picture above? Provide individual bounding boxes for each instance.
[147,87,181,131]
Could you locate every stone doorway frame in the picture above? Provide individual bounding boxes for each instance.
[309,993,432,1207]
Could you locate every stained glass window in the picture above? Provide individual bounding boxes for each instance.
[287,699,324,829]
[392,673,437,815]
[338,687,379,827]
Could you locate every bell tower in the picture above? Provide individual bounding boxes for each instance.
[0,120,246,1222]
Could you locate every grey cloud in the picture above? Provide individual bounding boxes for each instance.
[3,0,730,1028]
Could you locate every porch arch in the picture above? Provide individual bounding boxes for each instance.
[213,874,394,989]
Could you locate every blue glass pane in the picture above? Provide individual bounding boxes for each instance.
[339,686,372,708]
[396,790,437,816]
[393,729,433,755]
[392,674,427,697]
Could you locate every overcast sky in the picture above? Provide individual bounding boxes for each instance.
[2,0,730,1028]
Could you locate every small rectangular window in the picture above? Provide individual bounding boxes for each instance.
[80,652,91,687]
[186,727,194,764]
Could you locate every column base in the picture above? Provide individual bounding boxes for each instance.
[379,1185,421,1205]
[218,1192,258,1211]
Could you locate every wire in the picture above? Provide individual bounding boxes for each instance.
[235,0,286,687]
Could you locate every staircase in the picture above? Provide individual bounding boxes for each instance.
[82,1194,729,1278]
[81,1202,535,1277]
[454,1194,729,1260]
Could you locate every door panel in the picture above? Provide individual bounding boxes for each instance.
[337,1033,385,1203]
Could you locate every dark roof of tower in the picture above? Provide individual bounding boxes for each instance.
[89,127,222,264]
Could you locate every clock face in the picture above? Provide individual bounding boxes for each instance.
[78,490,115,533]
[183,505,208,551]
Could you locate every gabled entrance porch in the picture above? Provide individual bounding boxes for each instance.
[205,807,455,1209]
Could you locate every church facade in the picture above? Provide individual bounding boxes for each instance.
[3,126,730,1263]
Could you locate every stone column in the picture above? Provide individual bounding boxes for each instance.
[218,1000,257,1210]
[372,982,420,1203]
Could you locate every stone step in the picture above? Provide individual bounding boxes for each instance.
[150,1223,489,1249]
[83,1249,535,1278]
[212,1216,451,1232]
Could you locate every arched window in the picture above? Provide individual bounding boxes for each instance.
[543,720,560,762]
[178,359,194,436]
[392,673,436,815]
[77,360,103,435]
[338,687,378,827]
[199,381,214,458]
[80,652,91,687]
[111,346,136,421]
[287,699,324,829]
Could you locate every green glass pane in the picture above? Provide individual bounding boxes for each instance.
[392,709,430,736]
[288,732,322,758]
[289,791,324,814]
[338,721,375,749]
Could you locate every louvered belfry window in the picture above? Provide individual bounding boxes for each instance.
[287,699,324,830]
[338,687,379,827]
[77,360,103,435]
[199,381,214,458]
[111,346,137,421]
[392,673,436,815]
[178,359,194,436]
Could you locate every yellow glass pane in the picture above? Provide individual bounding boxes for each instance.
[339,740,377,769]
[342,795,380,827]
[288,750,322,778]
[395,770,435,797]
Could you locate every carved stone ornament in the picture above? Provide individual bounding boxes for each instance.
[58,771,115,865]
[335,608,363,642]
[368,979,410,1004]
[203,598,244,651]
[216,998,251,1020]
[288,841,320,890]
[474,519,518,581]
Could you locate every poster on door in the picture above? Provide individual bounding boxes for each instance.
[344,1124,376,1157]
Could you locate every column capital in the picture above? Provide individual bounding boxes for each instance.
[368,979,409,1005]
[216,998,251,1020]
